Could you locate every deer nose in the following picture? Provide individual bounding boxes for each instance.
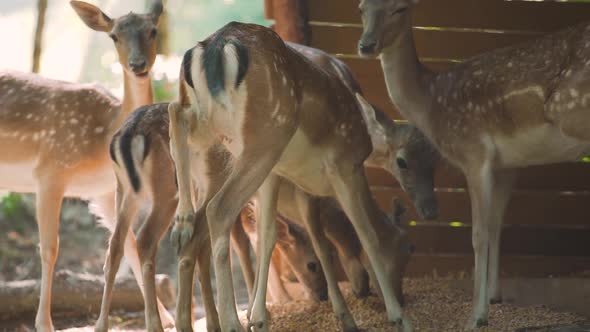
[358,41,376,54]
[129,59,147,72]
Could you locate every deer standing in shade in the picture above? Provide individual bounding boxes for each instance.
[169,22,413,332]
[358,0,590,329]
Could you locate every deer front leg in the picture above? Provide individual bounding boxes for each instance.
[326,162,412,332]
[294,190,358,332]
[487,169,515,304]
[464,163,495,330]
[169,102,196,252]
[34,176,65,332]
[247,174,281,332]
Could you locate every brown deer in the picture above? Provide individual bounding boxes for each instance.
[0,2,167,331]
[357,0,590,329]
[107,37,433,331]
[232,200,328,303]
[70,1,172,331]
[169,22,413,332]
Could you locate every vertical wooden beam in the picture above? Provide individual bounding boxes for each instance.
[266,0,309,45]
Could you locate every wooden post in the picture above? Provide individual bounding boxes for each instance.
[31,0,48,73]
[156,0,170,55]
[265,0,309,45]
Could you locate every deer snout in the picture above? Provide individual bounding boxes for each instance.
[129,59,147,73]
[358,40,378,56]
[417,197,438,220]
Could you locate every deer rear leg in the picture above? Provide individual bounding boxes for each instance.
[326,162,411,331]
[34,176,65,332]
[207,147,288,332]
[168,102,196,252]
[136,191,178,332]
[294,191,358,332]
[195,231,221,332]
[231,217,256,300]
[93,191,175,330]
[95,185,139,332]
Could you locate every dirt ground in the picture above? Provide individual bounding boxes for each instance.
[1,196,589,332]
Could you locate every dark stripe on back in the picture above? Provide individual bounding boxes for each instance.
[182,48,194,89]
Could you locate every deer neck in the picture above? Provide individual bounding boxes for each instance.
[122,71,154,116]
[379,21,434,132]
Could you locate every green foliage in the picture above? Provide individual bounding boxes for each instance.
[2,193,23,218]
[153,77,178,103]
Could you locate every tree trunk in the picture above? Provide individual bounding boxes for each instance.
[0,270,175,320]
[31,0,48,73]
[156,0,170,55]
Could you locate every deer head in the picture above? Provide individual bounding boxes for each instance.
[275,216,328,302]
[358,0,418,56]
[70,0,163,77]
[356,93,438,219]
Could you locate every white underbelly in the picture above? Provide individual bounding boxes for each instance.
[65,166,116,198]
[0,160,116,198]
[494,125,590,167]
[273,129,333,196]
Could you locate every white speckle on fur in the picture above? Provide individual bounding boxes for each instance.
[282,76,287,85]
[504,86,544,100]
[70,118,79,125]
[26,114,32,119]
[94,126,104,134]
[570,89,579,98]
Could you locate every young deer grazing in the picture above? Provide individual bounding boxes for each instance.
[358,0,590,329]
[0,2,166,331]
[169,22,413,332]
[232,200,328,303]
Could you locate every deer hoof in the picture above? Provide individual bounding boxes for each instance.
[170,213,195,253]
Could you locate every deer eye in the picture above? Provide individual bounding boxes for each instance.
[307,262,318,272]
[109,34,118,42]
[396,157,408,169]
[150,28,157,39]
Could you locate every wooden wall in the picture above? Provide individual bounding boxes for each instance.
[301,0,590,277]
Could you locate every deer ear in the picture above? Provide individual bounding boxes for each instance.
[70,1,113,32]
[355,93,388,148]
[276,217,296,247]
[149,0,164,25]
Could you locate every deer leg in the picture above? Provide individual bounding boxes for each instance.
[487,169,515,304]
[322,214,369,299]
[95,184,139,332]
[206,147,286,332]
[464,163,495,330]
[246,174,281,332]
[136,188,177,332]
[295,191,358,332]
[168,102,197,253]
[92,191,175,329]
[195,229,221,332]
[176,147,227,332]
[326,163,411,331]
[231,218,256,300]
[34,177,65,332]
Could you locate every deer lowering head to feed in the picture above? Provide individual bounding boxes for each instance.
[0,2,166,332]
[169,22,412,332]
[232,200,328,304]
[358,0,590,329]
